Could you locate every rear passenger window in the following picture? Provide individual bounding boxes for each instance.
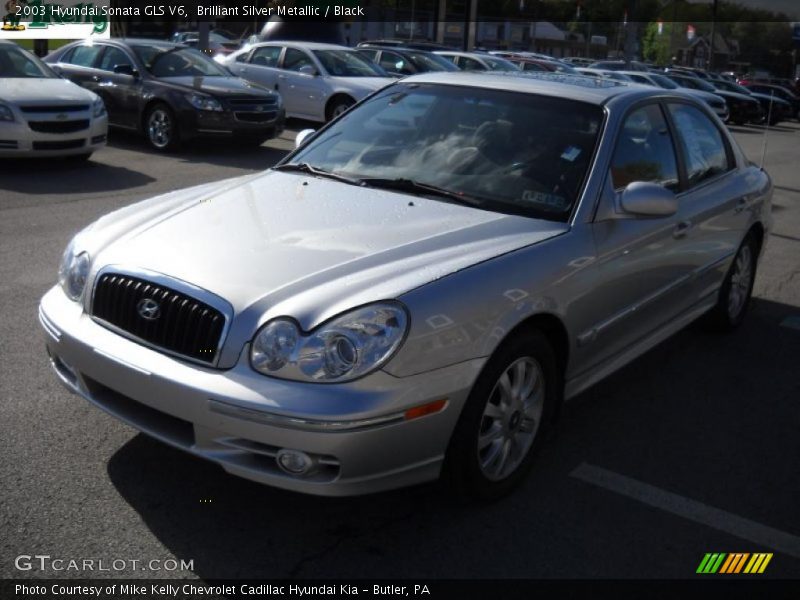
[65,45,103,68]
[611,104,679,191]
[668,103,732,187]
[250,46,281,67]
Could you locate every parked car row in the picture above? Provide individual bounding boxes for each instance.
[5,37,797,160]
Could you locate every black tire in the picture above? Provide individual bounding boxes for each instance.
[443,330,559,500]
[144,103,180,152]
[326,96,355,122]
[701,234,758,332]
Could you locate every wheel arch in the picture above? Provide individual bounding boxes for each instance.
[325,93,355,121]
[140,97,173,133]
[747,220,765,255]
[479,311,570,420]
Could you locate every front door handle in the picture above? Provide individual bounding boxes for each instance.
[673,220,693,238]
[91,75,100,82]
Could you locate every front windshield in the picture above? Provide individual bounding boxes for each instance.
[690,78,717,93]
[483,56,520,72]
[407,51,459,72]
[288,83,603,222]
[313,50,387,77]
[133,46,230,78]
[0,45,56,78]
[649,73,678,89]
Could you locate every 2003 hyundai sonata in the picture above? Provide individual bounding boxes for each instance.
[40,72,772,498]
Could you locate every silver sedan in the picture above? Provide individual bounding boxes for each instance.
[220,41,393,122]
[40,72,771,498]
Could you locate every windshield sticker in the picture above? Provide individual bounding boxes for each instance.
[522,190,568,209]
[561,146,582,162]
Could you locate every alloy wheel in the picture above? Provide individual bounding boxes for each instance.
[477,357,545,481]
[148,108,172,149]
[728,245,753,320]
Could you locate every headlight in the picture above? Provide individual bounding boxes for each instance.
[250,303,408,383]
[0,103,15,122]
[92,97,106,118]
[186,94,223,112]
[57,239,91,302]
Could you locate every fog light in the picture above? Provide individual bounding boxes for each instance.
[276,449,315,476]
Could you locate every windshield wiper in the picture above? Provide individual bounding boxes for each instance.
[272,163,363,186]
[358,177,485,208]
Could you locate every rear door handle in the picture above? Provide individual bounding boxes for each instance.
[91,75,100,82]
[673,220,693,238]
[733,198,748,214]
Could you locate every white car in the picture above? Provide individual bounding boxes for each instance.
[435,51,520,72]
[221,42,394,122]
[0,41,108,159]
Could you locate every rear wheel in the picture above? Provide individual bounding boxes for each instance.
[443,331,558,500]
[702,234,758,331]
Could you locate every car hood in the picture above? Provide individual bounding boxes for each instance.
[748,92,790,107]
[680,89,724,104]
[158,75,271,96]
[715,90,760,105]
[0,77,96,104]
[89,171,567,364]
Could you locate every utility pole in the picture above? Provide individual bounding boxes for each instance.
[707,0,718,71]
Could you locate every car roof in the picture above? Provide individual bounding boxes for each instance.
[400,71,655,105]
[358,45,434,54]
[249,41,350,50]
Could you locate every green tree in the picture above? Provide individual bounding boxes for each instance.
[642,21,672,65]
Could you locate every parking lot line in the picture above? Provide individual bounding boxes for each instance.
[570,463,800,559]
[779,316,800,331]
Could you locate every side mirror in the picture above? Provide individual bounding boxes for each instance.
[619,181,678,217]
[113,64,138,78]
[295,128,316,149]
[298,65,318,77]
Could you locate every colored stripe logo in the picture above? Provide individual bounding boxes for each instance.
[697,553,773,574]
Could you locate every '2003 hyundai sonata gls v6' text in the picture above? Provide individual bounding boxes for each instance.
[40,73,772,498]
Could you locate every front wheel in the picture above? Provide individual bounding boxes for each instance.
[145,103,180,151]
[326,97,354,121]
[702,235,758,331]
[443,331,558,500]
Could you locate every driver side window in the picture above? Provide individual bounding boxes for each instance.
[98,47,131,72]
[282,48,314,72]
[611,104,679,191]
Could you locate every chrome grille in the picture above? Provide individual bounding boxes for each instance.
[28,119,90,134]
[91,273,226,364]
[225,96,278,110]
[20,104,90,113]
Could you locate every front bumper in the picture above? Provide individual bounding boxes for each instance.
[0,114,107,158]
[177,106,285,142]
[39,286,483,496]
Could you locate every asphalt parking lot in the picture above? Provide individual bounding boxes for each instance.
[1,121,799,580]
